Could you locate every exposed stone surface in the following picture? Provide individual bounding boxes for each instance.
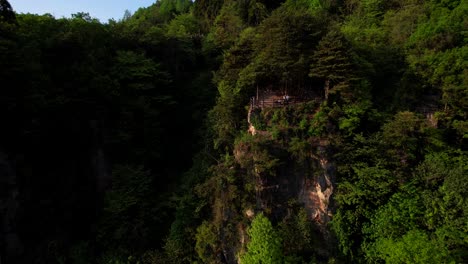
[245,209,255,218]
[300,157,335,227]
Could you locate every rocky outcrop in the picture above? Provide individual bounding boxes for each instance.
[241,103,337,257]
[300,144,335,228]
[223,102,338,262]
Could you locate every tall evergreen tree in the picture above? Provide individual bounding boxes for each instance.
[309,29,356,100]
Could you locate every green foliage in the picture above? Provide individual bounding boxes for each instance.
[113,50,170,92]
[382,3,426,45]
[310,29,361,101]
[98,165,157,249]
[4,0,468,263]
[250,108,267,130]
[208,26,258,150]
[371,229,452,264]
[199,0,468,262]
[209,2,243,50]
[279,208,315,258]
[341,11,387,47]
[335,137,468,261]
[406,0,466,52]
[282,0,324,13]
[237,0,268,26]
[288,137,311,161]
[382,111,424,146]
[159,0,192,21]
[166,13,200,38]
[420,153,468,259]
[235,3,326,93]
[193,0,225,31]
[338,99,372,135]
[195,221,218,263]
[241,213,283,264]
[234,132,282,177]
[364,186,424,242]
[310,29,354,82]
[308,108,328,136]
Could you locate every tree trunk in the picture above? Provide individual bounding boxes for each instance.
[324,79,330,100]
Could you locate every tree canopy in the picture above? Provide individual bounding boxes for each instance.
[1,0,466,263]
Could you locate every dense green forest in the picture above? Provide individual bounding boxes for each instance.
[0,0,466,263]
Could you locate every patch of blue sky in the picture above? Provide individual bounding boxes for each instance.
[8,0,155,22]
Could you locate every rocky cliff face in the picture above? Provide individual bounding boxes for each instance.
[299,144,337,256]
[299,144,335,228]
[229,103,337,261]
[246,106,335,226]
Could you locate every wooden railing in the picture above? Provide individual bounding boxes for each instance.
[251,96,321,109]
[415,106,438,115]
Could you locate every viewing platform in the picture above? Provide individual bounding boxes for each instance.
[250,90,321,109]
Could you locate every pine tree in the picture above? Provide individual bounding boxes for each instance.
[309,29,356,100]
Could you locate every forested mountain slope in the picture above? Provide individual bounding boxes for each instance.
[0,0,466,263]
